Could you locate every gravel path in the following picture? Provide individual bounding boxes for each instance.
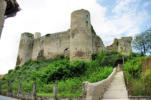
[0,95,18,100]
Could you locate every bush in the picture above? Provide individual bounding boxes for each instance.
[0,53,114,98]
[94,51,123,67]
[124,56,151,96]
[130,79,145,95]
[124,57,142,79]
[143,69,151,95]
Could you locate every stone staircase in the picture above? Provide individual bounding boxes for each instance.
[102,71,129,100]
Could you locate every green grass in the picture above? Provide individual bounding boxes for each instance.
[0,51,123,98]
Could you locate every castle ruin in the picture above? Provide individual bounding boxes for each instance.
[106,37,132,55]
[16,9,132,66]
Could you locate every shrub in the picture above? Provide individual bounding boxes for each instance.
[143,69,151,95]
[130,79,145,96]
[124,56,151,96]
[94,51,123,67]
[124,57,142,79]
[0,53,114,98]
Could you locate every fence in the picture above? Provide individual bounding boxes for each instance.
[0,81,85,100]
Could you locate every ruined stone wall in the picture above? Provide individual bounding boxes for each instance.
[92,33,105,54]
[32,30,70,61]
[70,9,93,60]
[31,35,44,61]
[0,0,7,37]
[106,37,132,55]
[118,37,132,55]
[16,33,34,65]
[16,9,126,66]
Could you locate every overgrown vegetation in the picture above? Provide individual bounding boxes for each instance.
[0,51,124,98]
[124,55,151,96]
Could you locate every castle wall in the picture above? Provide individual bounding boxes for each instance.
[92,34,105,53]
[106,37,132,55]
[32,36,44,61]
[118,37,132,56]
[43,30,70,59]
[70,9,93,60]
[16,33,34,65]
[0,0,7,37]
[32,30,70,61]
[16,9,132,66]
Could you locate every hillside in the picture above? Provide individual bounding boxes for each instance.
[0,51,123,98]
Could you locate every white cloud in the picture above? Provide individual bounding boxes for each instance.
[143,1,151,8]
[0,0,150,74]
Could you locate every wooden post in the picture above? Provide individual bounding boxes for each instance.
[0,82,2,94]
[32,82,37,100]
[122,56,125,65]
[18,83,22,94]
[53,83,57,100]
[7,81,11,96]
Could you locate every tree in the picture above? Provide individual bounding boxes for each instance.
[132,29,151,55]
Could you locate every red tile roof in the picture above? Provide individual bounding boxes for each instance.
[0,74,4,78]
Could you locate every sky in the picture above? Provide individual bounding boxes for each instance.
[0,0,151,74]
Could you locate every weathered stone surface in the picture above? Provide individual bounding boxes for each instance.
[83,68,117,100]
[34,32,41,39]
[16,33,34,65]
[92,34,105,54]
[70,9,93,61]
[106,37,132,55]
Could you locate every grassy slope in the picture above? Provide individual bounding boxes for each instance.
[0,51,123,98]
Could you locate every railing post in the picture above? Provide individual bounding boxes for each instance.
[18,83,22,94]
[0,82,2,94]
[53,83,57,100]
[82,82,88,100]
[7,81,11,96]
[32,81,37,100]
[122,56,125,64]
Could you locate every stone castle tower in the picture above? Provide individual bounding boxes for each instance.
[16,9,132,66]
[70,9,93,60]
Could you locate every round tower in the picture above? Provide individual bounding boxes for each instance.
[70,9,93,60]
[34,32,41,39]
[16,32,34,66]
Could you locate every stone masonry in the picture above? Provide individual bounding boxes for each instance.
[106,37,132,56]
[16,9,132,66]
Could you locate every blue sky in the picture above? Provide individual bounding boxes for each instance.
[97,0,151,35]
[0,0,151,74]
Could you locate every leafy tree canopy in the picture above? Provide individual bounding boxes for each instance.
[132,28,151,55]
